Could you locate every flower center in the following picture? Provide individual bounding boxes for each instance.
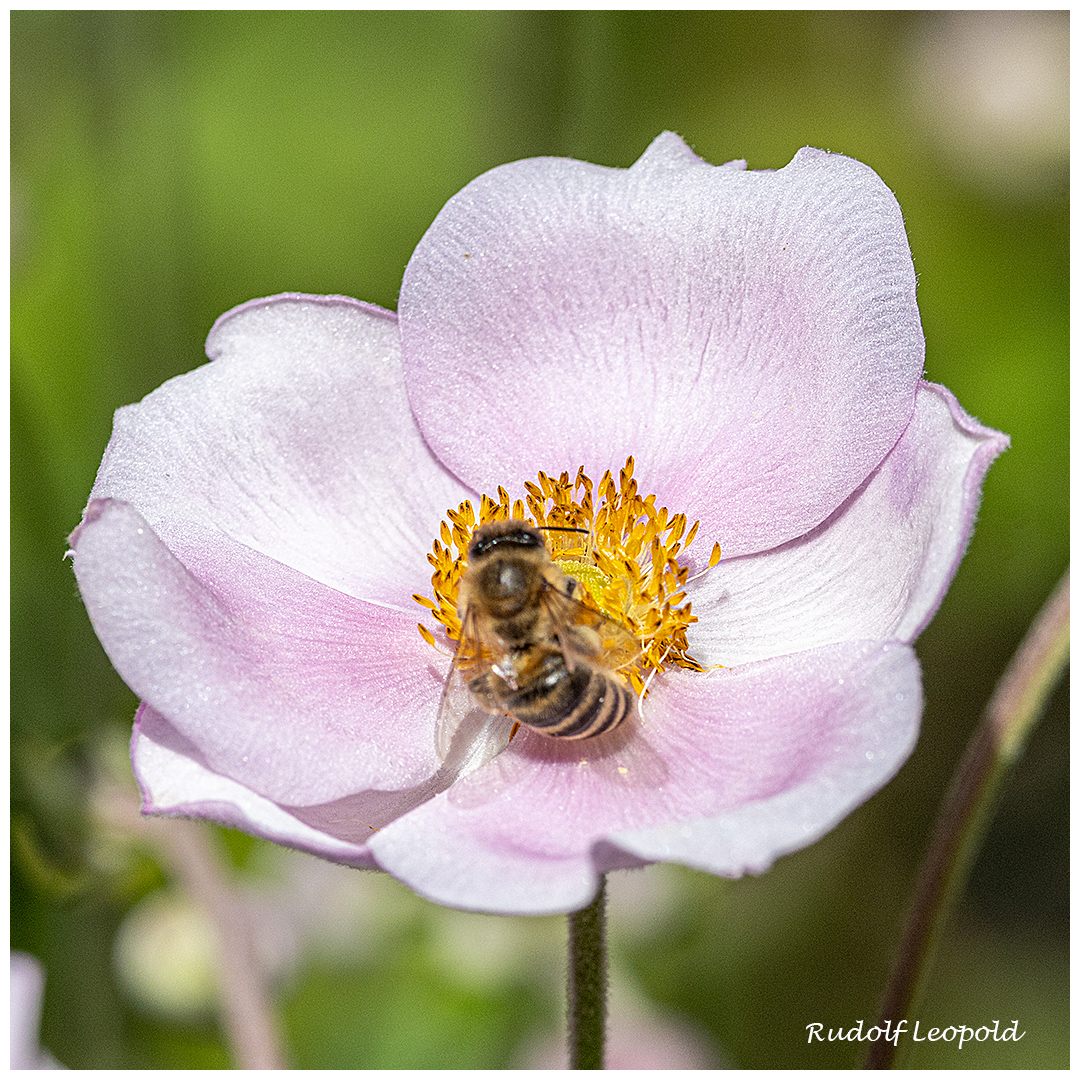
[415,458,720,697]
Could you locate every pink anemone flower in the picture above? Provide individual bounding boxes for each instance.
[70,133,1007,915]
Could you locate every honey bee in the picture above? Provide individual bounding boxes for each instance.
[435,521,641,763]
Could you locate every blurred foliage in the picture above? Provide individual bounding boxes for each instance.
[12,10,1067,1069]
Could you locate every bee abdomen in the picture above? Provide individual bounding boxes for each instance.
[513,661,633,740]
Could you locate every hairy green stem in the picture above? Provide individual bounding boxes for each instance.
[865,569,1069,1069]
[568,875,608,1069]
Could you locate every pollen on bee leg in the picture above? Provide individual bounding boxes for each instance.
[415,457,720,699]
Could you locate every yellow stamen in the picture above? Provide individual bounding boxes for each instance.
[416,458,721,700]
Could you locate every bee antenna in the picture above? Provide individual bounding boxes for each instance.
[537,525,590,535]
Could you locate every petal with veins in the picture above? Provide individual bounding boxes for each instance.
[401,132,924,558]
[92,294,471,609]
[72,499,443,804]
[686,382,1009,666]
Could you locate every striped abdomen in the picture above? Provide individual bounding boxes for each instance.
[498,650,634,739]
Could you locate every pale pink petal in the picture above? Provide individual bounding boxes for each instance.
[400,132,923,557]
[686,381,1010,666]
[71,499,444,804]
[11,952,61,1070]
[134,700,515,855]
[611,646,919,874]
[132,706,378,868]
[91,294,471,610]
[368,640,920,913]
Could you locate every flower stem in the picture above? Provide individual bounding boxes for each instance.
[160,822,287,1070]
[568,875,608,1069]
[865,569,1069,1069]
[96,785,287,1069]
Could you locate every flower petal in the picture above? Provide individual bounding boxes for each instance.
[71,498,445,804]
[10,952,52,1070]
[132,705,379,867]
[91,294,471,609]
[368,640,920,914]
[400,132,924,556]
[611,642,920,877]
[686,381,1009,666]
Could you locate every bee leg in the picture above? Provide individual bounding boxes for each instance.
[508,720,521,744]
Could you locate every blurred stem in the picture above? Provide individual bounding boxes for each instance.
[155,821,286,1070]
[568,875,607,1069]
[866,569,1069,1069]
[99,790,286,1069]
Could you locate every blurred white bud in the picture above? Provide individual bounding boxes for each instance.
[429,907,543,991]
[113,891,219,1020]
[904,11,1068,195]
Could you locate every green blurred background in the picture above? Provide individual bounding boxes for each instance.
[11,10,1067,1069]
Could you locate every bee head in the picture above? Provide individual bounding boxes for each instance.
[468,522,545,617]
[467,521,545,561]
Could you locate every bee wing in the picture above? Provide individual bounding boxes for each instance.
[435,607,514,771]
[540,583,642,671]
